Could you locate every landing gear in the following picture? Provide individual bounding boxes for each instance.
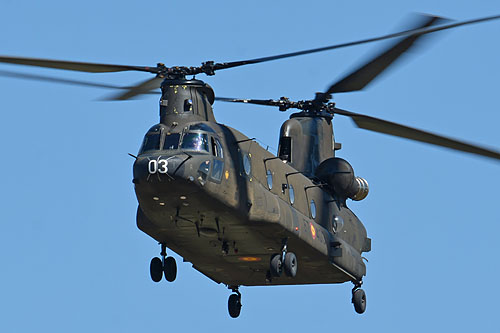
[351,281,366,314]
[164,256,177,282]
[269,239,297,278]
[284,252,297,277]
[150,257,163,282]
[149,243,177,283]
[227,286,242,318]
[270,254,283,277]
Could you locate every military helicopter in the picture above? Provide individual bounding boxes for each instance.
[1,14,500,319]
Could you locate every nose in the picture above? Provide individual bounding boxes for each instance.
[133,154,190,184]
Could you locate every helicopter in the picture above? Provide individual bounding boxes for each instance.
[1,14,500,319]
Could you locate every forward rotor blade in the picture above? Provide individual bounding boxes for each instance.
[0,69,127,89]
[0,55,158,73]
[334,107,500,161]
[102,77,163,100]
[324,14,445,96]
[213,14,500,72]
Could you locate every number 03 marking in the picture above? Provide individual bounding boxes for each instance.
[148,159,169,174]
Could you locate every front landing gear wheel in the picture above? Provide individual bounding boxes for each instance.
[228,294,242,318]
[150,257,163,282]
[163,256,177,282]
[270,254,283,277]
[352,288,366,314]
[284,252,297,277]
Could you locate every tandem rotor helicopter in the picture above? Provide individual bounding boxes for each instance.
[1,14,500,318]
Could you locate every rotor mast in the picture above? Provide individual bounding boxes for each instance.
[158,76,216,128]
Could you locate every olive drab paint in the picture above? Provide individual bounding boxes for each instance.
[134,79,371,290]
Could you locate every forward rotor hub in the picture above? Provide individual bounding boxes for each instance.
[155,61,221,79]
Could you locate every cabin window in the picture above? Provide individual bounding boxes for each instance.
[211,137,224,158]
[184,99,193,112]
[266,170,273,190]
[279,136,292,162]
[163,133,180,150]
[310,200,317,219]
[289,184,295,204]
[181,133,209,152]
[243,154,251,176]
[332,216,344,233]
[140,132,161,153]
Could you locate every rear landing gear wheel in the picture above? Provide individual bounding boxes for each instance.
[228,293,242,318]
[163,256,177,282]
[352,288,366,314]
[270,254,283,277]
[284,252,297,277]
[150,257,163,282]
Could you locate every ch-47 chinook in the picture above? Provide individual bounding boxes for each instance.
[1,14,500,318]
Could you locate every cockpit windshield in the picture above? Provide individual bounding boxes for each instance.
[181,133,209,152]
[140,133,161,153]
[163,133,180,150]
[188,123,215,133]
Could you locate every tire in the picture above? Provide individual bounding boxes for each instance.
[284,252,297,278]
[164,256,177,282]
[270,254,282,277]
[150,257,163,282]
[228,294,242,318]
[352,289,367,314]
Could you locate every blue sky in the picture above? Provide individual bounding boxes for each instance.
[1,1,500,332]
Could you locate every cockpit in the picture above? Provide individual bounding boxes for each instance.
[137,122,225,184]
[139,123,223,158]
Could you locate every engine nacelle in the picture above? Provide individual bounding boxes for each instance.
[315,157,369,201]
[351,176,369,201]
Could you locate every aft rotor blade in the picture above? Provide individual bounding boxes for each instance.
[213,14,500,71]
[103,77,164,100]
[0,55,158,73]
[324,14,445,96]
[334,107,500,161]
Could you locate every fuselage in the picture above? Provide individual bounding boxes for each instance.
[133,120,369,286]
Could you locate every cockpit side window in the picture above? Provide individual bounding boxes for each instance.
[181,133,209,152]
[163,133,180,150]
[211,137,224,158]
[209,137,224,182]
[140,133,161,153]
